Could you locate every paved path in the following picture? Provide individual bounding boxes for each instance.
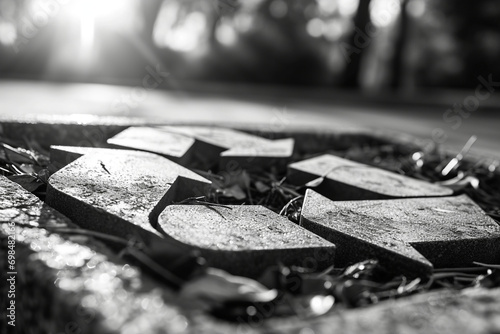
[0,80,498,157]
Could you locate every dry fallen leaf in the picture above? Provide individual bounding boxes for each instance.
[180,268,278,304]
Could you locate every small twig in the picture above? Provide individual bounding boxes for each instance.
[176,196,232,209]
[279,196,303,216]
[473,261,500,270]
[99,161,111,174]
[433,266,488,273]
[431,272,480,280]
[0,166,13,174]
[440,135,477,176]
[175,196,233,219]
[9,163,24,175]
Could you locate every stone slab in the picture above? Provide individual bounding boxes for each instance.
[0,176,190,334]
[158,205,336,277]
[107,126,196,165]
[46,149,211,277]
[288,154,453,200]
[159,126,295,170]
[301,190,500,276]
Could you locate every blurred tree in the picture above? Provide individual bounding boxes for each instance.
[342,0,372,87]
[407,0,500,88]
[390,0,407,89]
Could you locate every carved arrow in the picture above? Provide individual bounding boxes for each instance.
[108,126,294,170]
[288,154,452,200]
[301,189,500,276]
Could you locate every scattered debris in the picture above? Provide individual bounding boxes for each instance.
[1,131,499,322]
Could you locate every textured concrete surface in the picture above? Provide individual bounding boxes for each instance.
[107,126,196,165]
[160,126,295,169]
[301,190,500,276]
[288,154,453,200]
[159,205,336,277]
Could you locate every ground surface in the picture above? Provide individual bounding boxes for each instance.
[0,80,499,333]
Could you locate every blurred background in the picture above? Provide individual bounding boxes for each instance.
[0,0,499,156]
[1,0,500,88]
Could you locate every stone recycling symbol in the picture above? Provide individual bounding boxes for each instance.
[46,126,500,277]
